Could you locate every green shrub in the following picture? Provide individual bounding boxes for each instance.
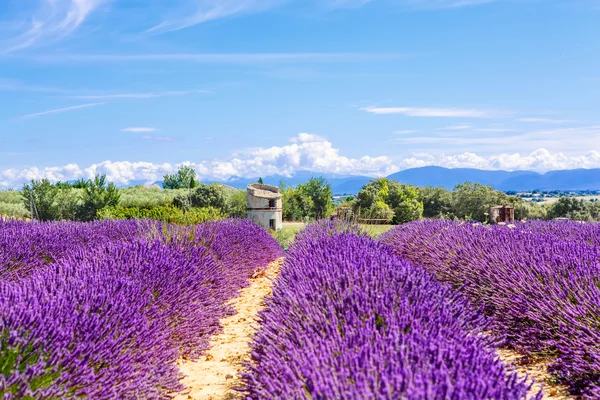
[98,204,224,225]
[118,186,189,208]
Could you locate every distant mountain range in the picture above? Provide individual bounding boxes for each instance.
[144,167,600,194]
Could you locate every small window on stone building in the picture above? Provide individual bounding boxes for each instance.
[269,219,276,229]
[268,199,276,208]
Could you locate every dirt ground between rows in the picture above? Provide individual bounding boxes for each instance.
[175,258,283,400]
[497,349,572,400]
[174,256,572,400]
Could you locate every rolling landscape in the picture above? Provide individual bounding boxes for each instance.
[1,1,599,399]
[217,167,600,194]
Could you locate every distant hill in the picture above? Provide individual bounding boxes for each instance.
[217,167,600,194]
[129,167,600,194]
[387,167,600,191]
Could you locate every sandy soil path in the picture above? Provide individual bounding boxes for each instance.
[175,258,283,400]
[497,349,572,399]
[174,255,572,400]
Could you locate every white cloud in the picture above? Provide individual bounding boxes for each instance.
[19,102,104,119]
[2,0,108,54]
[1,133,599,189]
[122,127,156,133]
[361,106,496,118]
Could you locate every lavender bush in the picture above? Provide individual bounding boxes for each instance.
[242,221,535,399]
[380,220,600,397]
[0,218,282,399]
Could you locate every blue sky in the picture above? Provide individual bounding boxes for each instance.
[1,0,599,187]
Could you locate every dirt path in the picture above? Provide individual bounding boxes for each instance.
[174,256,571,400]
[175,258,283,400]
[497,349,572,399]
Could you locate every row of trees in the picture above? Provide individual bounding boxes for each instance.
[22,175,120,221]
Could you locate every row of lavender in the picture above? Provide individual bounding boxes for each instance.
[380,220,600,397]
[242,221,536,399]
[0,219,282,399]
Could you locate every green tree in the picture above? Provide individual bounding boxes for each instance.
[225,190,247,218]
[77,175,121,221]
[282,184,314,221]
[175,183,227,211]
[300,177,333,219]
[451,182,511,222]
[163,166,198,190]
[547,197,591,220]
[258,177,264,184]
[387,181,423,224]
[354,178,423,224]
[418,186,453,219]
[353,179,385,215]
[22,179,59,221]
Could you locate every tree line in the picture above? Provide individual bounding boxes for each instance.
[14,165,600,224]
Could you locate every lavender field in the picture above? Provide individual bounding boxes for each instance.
[2,218,599,399]
[0,219,282,399]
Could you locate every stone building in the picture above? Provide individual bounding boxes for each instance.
[489,205,515,224]
[247,183,283,231]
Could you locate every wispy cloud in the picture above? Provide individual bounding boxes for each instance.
[72,90,211,99]
[19,102,104,119]
[394,130,418,134]
[146,0,287,34]
[519,117,575,124]
[140,135,175,141]
[30,52,407,64]
[475,128,516,133]
[362,106,496,118]
[2,0,107,54]
[438,124,472,130]
[401,0,497,9]
[122,127,156,133]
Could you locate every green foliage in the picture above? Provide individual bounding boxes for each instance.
[0,190,29,218]
[548,197,587,219]
[282,186,314,221]
[419,186,453,219]
[98,204,223,225]
[451,182,514,222]
[258,177,264,184]
[174,183,227,211]
[76,175,120,221]
[22,179,59,221]
[270,228,296,250]
[547,197,599,221]
[0,331,60,398]
[301,177,334,219]
[354,178,422,224]
[224,190,247,218]
[163,166,198,190]
[514,202,548,221]
[118,186,187,208]
[370,200,394,220]
[386,181,423,224]
[280,178,333,221]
